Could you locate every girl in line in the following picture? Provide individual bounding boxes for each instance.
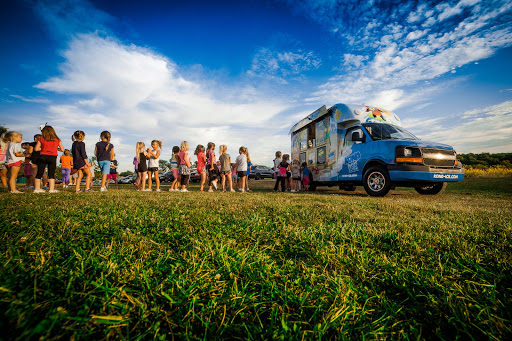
[291,160,301,192]
[95,131,114,192]
[72,131,94,192]
[60,149,73,188]
[273,151,282,191]
[245,148,252,192]
[133,156,140,189]
[235,146,248,192]
[301,162,310,192]
[194,144,207,191]
[0,133,8,190]
[29,134,47,188]
[4,131,25,193]
[147,140,162,191]
[178,141,192,192]
[219,144,234,192]
[136,142,149,191]
[284,153,292,191]
[169,146,180,192]
[34,126,65,193]
[276,154,291,192]
[206,142,218,192]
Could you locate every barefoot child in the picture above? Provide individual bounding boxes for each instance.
[235,146,248,192]
[178,141,192,192]
[194,144,207,191]
[72,130,94,192]
[4,131,25,193]
[136,142,149,191]
[169,146,180,192]
[147,140,162,191]
[219,145,234,192]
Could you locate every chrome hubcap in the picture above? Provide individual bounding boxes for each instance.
[368,172,385,191]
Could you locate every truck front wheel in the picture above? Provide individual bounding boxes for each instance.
[363,166,392,197]
[414,182,446,195]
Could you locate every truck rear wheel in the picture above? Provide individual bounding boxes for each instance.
[363,166,392,197]
[414,182,446,195]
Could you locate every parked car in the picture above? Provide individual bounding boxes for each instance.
[249,165,274,180]
[160,171,174,182]
[190,169,200,182]
[119,174,136,184]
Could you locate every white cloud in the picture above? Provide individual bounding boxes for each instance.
[9,94,51,104]
[413,101,512,153]
[33,33,296,170]
[249,47,321,80]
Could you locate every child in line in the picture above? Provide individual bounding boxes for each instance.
[21,142,33,189]
[29,134,46,189]
[291,160,301,192]
[60,149,73,188]
[178,141,192,192]
[133,156,140,189]
[108,159,118,188]
[136,142,149,191]
[206,142,218,192]
[231,163,237,188]
[284,153,292,191]
[72,130,93,192]
[219,145,234,192]
[169,146,180,192]
[245,148,252,192]
[276,154,291,192]
[194,144,207,191]
[95,131,114,192]
[34,126,64,193]
[4,131,25,193]
[302,162,310,192]
[273,151,282,191]
[0,133,8,190]
[235,146,248,192]
[147,140,162,191]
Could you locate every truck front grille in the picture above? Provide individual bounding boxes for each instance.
[420,148,457,168]
[423,158,456,167]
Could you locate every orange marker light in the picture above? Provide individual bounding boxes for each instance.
[396,157,422,163]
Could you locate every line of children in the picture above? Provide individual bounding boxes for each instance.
[2,125,308,195]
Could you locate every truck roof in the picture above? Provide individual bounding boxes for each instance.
[289,103,401,134]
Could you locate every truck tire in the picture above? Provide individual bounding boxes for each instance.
[255,174,261,180]
[414,182,446,195]
[339,184,356,191]
[363,166,392,197]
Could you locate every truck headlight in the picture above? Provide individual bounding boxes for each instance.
[404,148,412,157]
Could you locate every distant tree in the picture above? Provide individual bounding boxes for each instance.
[159,160,171,172]
[0,125,7,135]
[119,170,134,177]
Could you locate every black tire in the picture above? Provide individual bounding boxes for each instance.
[363,166,392,197]
[414,182,446,195]
[255,174,261,180]
[339,184,356,191]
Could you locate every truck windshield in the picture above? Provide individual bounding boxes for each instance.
[362,123,418,141]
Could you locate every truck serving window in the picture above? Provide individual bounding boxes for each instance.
[363,123,418,141]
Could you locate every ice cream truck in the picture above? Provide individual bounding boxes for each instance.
[289,103,465,196]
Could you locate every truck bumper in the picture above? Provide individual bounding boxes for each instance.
[388,165,464,182]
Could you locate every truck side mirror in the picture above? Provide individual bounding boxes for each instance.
[352,131,365,142]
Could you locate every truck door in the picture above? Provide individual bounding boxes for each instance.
[339,126,366,181]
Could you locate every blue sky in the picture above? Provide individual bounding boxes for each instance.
[1,0,511,171]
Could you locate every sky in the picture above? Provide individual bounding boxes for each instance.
[1,0,512,171]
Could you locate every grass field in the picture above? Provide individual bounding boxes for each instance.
[1,178,511,340]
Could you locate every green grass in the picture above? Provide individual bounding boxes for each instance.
[1,178,511,340]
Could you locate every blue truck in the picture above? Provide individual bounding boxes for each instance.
[290,103,465,196]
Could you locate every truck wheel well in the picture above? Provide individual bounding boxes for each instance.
[363,160,387,175]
